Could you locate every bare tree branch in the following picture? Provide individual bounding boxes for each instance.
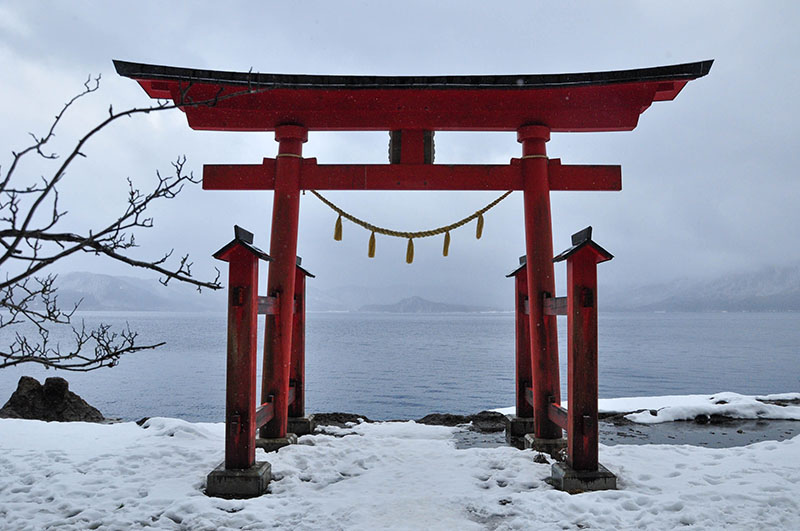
[0,73,256,371]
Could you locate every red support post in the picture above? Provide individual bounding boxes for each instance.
[261,125,308,439]
[518,125,562,441]
[513,261,533,418]
[566,252,599,470]
[288,264,306,418]
[553,227,613,472]
[213,227,271,470]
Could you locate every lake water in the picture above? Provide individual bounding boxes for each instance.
[0,312,798,422]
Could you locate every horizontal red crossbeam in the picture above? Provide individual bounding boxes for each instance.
[255,385,296,429]
[115,59,712,132]
[203,159,620,192]
[544,296,568,316]
[255,401,274,429]
[548,403,569,430]
[257,295,300,315]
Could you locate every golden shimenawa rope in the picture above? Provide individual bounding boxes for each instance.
[310,190,513,263]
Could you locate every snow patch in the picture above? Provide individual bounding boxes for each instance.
[496,392,800,424]
[1,395,799,529]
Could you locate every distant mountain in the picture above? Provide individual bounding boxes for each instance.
[51,272,224,312]
[359,296,495,313]
[604,264,800,312]
[307,283,510,312]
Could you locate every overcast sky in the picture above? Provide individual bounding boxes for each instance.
[1,2,798,306]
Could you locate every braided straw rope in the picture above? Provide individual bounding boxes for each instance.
[310,190,513,262]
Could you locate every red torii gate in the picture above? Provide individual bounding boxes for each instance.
[116,59,711,497]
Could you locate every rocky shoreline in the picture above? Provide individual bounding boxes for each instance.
[3,376,798,450]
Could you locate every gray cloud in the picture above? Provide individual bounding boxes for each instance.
[1,2,798,306]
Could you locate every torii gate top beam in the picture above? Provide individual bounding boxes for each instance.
[114,60,712,133]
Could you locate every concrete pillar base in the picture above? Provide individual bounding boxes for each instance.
[287,415,316,436]
[206,461,271,499]
[548,462,617,493]
[256,433,298,452]
[524,434,567,456]
[504,415,535,449]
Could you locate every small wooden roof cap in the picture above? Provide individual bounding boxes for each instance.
[553,226,613,264]
[213,225,272,262]
[506,255,528,278]
[295,256,315,278]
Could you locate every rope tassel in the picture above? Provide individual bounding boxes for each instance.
[310,189,512,263]
[334,214,343,241]
[406,238,414,264]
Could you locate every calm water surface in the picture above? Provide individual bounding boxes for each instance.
[0,312,798,422]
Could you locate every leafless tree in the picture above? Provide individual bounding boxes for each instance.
[0,75,236,371]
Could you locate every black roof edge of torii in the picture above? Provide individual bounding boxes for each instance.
[113,59,713,90]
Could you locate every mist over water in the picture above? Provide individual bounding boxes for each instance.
[0,311,798,422]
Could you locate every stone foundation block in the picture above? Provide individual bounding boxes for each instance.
[524,434,567,456]
[548,462,617,493]
[256,433,298,452]
[504,415,535,449]
[206,461,271,499]
[287,415,316,436]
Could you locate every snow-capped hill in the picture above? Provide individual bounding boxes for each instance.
[52,272,223,312]
[605,264,800,312]
[359,296,493,313]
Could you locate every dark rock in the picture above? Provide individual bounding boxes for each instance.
[598,412,634,426]
[312,412,371,428]
[467,411,507,433]
[417,413,469,427]
[533,453,549,464]
[43,377,69,402]
[0,376,104,422]
[417,410,506,433]
[694,414,711,424]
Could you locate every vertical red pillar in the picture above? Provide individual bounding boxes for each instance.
[261,125,308,439]
[554,227,613,471]
[288,263,306,418]
[513,261,533,418]
[213,227,270,470]
[567,253,598,470]
[518,125,562,440]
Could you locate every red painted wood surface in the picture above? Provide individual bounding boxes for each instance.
[547,160,621,191]
[544,296,568,316]
[220,246,259,470]
[566,250,600,471]
[255,401,274,429]
[548,403,569,430]
[117,60,710,133]
[398,130,426,164]
[257,295,278,315]
[288,270,306,418]
[203,159,621,192]
[260,126,307,439]
[525,386,534,407]
[519,125,562,440]
[179,85,656,132]
[514,269,533,418]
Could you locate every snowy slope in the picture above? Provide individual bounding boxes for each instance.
[1,407,799,530]
[494,392,800,424]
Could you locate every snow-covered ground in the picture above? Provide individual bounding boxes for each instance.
[1,394,799,530]
[495,392,800,424]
